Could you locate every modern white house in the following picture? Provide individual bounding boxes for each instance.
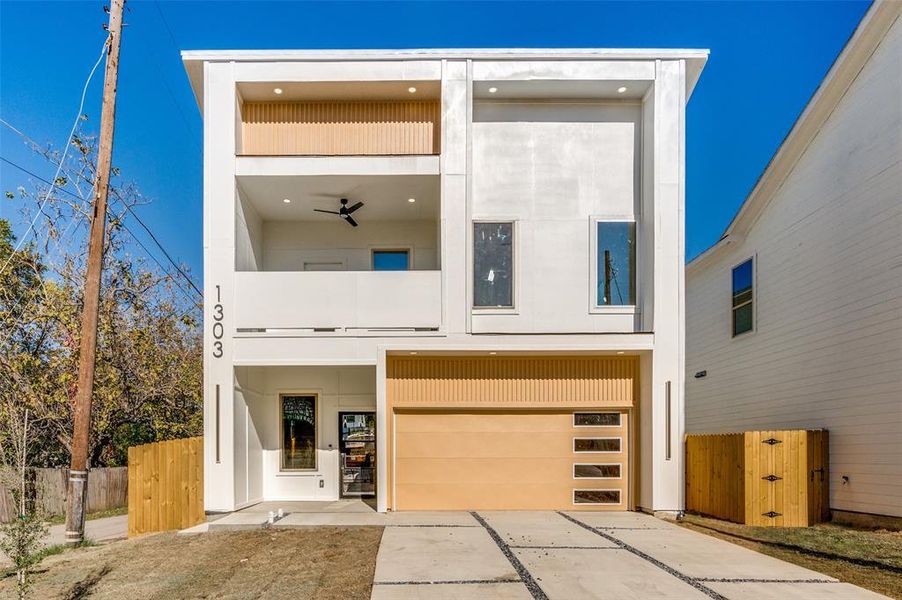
[686,1,901,526]
[182,47,708,514]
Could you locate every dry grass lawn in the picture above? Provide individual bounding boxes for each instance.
[679,514,902,599]
[1,527,383,600]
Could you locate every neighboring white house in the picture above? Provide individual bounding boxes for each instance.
[182,48,707,514]
[686,1,901,525]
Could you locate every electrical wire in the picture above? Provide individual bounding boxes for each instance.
[0,34,110,278]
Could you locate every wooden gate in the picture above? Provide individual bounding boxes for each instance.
[686,430,828,527]
[128,437,204,537]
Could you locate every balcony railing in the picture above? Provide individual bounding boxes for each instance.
[233,271,442,331]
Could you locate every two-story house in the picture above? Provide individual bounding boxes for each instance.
[182,48,707,514]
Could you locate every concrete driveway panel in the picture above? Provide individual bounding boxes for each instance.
[705,581,888,599]
[371,582,533,599]
[605,524,835,581]
[515,547,710,599]
[481,512,618,548]
[373,526,518,584]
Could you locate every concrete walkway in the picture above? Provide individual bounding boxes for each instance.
[367,511,886,600]
[45,514,128,546]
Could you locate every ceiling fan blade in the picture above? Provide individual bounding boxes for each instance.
[346,202,364,214]
[344,215,359,227]
[313,209,341,215]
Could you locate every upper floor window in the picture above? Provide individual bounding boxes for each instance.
[732,258,754,336]
[474,222,514,308]
[373,249,410,271]
[596,221,636,306]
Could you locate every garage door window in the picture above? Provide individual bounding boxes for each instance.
[573,489,621,505]
[573,464,621,479]
[281,395,317,470]
[574,438,621,453]
[574,412,621,427]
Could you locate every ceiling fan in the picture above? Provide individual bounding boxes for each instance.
[313,198,364,227]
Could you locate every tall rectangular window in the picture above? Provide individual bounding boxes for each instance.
[281,395,317,470]
[474,222,514,308]
[596,222,636,306]
[732,258,754,336]
[373,249,409,271]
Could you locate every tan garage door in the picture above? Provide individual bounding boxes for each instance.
[393,409,629,511]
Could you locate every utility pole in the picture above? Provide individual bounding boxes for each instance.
[64,0,125,545]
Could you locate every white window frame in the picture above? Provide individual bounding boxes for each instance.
[572,463,622,480]
[278,392,320,473]
[573,412,622,428]
[572,488,622,506]
[573,437,622,453]
[730,256,756,338]
[471,219,518,314]
[589,216,639,314]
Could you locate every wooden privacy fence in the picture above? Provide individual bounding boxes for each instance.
[686,430,829,527]
[0,467,127,523]
[128,437,204,537]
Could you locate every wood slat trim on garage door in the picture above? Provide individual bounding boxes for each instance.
[387,356,638,409]
[385,356,639,510]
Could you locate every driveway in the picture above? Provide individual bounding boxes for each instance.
[369,511,886,599]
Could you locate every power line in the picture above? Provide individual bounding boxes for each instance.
[0,155,202,306]
[0,34,110,278]
[0,122,203,297]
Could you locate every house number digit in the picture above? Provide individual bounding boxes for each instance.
[212,284,224,358]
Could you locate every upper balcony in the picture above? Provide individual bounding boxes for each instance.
[234,173,442,334]
[236,81,441,158]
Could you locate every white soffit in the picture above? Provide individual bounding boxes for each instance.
[237,174,440,221]
[237,80,441,102]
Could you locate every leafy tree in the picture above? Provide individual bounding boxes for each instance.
[0,129,202,469]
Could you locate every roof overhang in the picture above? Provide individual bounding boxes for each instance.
[181,48,709,110]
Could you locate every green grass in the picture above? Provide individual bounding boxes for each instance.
[45,506,127,526]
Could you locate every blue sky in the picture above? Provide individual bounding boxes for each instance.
[0,0,871,279]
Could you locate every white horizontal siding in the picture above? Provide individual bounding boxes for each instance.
[686,17,902,518]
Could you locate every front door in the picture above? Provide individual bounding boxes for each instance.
[339,412,376,497]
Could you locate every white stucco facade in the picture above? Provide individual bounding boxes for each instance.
[184,48,706,513]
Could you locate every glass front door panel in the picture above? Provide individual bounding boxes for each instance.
[339,412,376,497]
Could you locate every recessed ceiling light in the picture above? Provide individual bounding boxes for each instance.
[273,87,283,95]
[282,198,291,204]
[408,86,417,93]
[616,351,625,355]
[489,351,497,355]
[407,197,416,203]
[409,351,418,355]
[617,86,627,94]
[488,86,498,94]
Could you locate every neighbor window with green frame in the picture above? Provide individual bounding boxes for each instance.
[732,258,754,336]
[596,222,636,306]
[281,395,317,470]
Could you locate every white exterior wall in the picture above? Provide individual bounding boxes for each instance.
[259,220,438,271]
[686,17,902,518]
[196,51,698,513]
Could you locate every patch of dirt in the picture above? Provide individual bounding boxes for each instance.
[1,527,384,600]
[678,515,902,599]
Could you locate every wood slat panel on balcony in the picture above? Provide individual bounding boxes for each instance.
[241,100,440,156]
